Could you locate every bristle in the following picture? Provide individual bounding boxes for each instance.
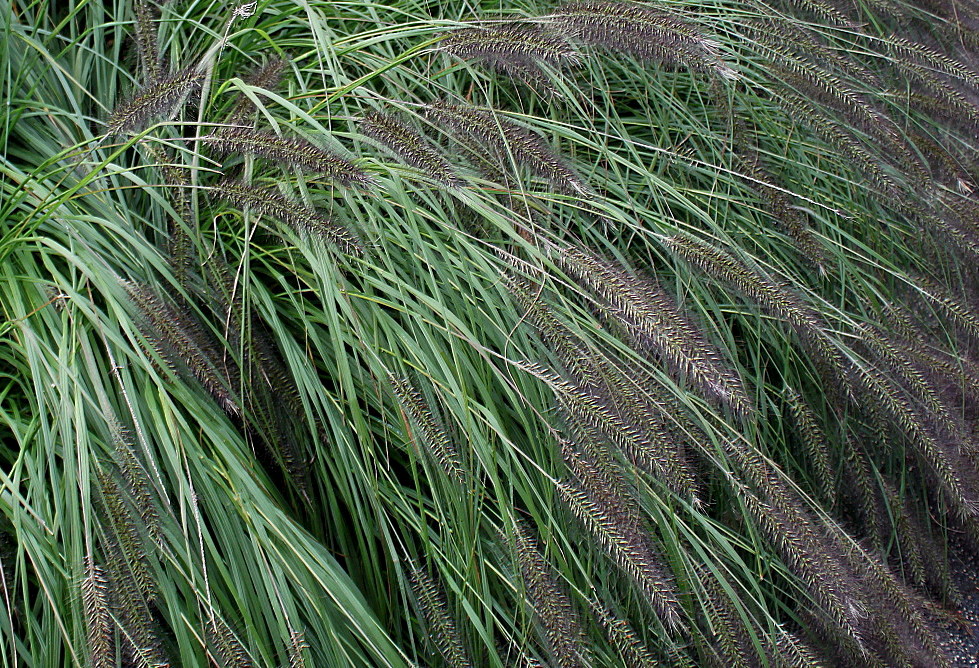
[770,89,904,200]
[206,615,252,667]
[125,280,243,415]
[560,438,640,533]
[427,102,588,194]
[505,273,700,501]
[662,234,848,392]
[589,597,658,667]
[511,521,589,668]
[859,323,962,441]
[109,419,163,549]
[203,128,374,187]
[558,479,684,632]
[695,565,754,667]
[831,531,954,668]
[211,180,363,255]
[408,563,472,667]
[733,480,867,655]
[225,57,289,124]
[549,1,735,78]
[81,557,113,668]
[734,146,828,274]
[783,387,836,506]
[440,23,577,86]
[360,111,462,187]
[850,362,979,532]
[881,480,926,590]
[99,532,169,667]
[389,374,468,483]
[133,2,161,83]
[557,245,752,418]
[108,69,206,136]
[95,468,156,603]
[287,629,309,668]
[772,628,828,667]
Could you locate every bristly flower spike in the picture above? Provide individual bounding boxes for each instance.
[427,101,589,194]
[360,111,463,188]
[203,128,375,188]
[212,180,364,255]
[108,69,206,136]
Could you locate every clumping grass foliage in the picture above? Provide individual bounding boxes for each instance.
[3,0,979,665]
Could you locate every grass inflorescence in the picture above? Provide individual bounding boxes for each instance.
[5,0,979,665]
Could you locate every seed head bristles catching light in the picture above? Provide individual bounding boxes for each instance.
[504,273,701,501]
[109,419,163,549]
[206,616,252,668]
[211,180,364,255]
[439,23,578,87]
[427,102,589,194]
[557,478,685,632]
[556,245,752,418]
[548,1,736,79]
[202,128,375,187]
[388,373,468,484]
[133,2,162,83]
[695,565,753,667]
[588,598,658,668]
[510,521,590,668]
[80,558,113,668]
[124,280,243,416]
[360,111,463,188]
[287,629,309,668]
[782,387,835,507]
[731,480,868,656]
[108,69,206,136]
[225,57,289,125]
[407,563,473,667]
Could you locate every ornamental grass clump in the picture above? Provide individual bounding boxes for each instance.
[5,0,979,665]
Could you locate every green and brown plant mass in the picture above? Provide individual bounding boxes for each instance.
[3,0,979,665]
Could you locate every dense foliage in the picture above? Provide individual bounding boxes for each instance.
[3,0,979,665]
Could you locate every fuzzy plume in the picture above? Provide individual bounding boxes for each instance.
[81,557,113,668]
[408,563,472,668]
[360,111,462,187]
[548,1,735,78]
[389,374,468,483]
[108,69,205,136]
[206,616,252,667]
[734,146,828,274]
[849,361,979,532]
[733,481,868,658]
[211,180,363,255]
[506,273,700,501]
[662,234,848,397]
[440,23,578,86]
[109,419,163,549]
[589,597,658,667]
[511,521,589,668]
[133,2,161,83]
[125,280,242,415]
[203,128,374,187]
[557,245,751,417]
[225,57,289,125]
[558,479,684,631]
[95,469,156,603]
[695,565,753,668]
[561,438,640,534]
[772,628,828,667]
[427,101,588,194]
[287,629,309,668]
[783,387,836,506]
